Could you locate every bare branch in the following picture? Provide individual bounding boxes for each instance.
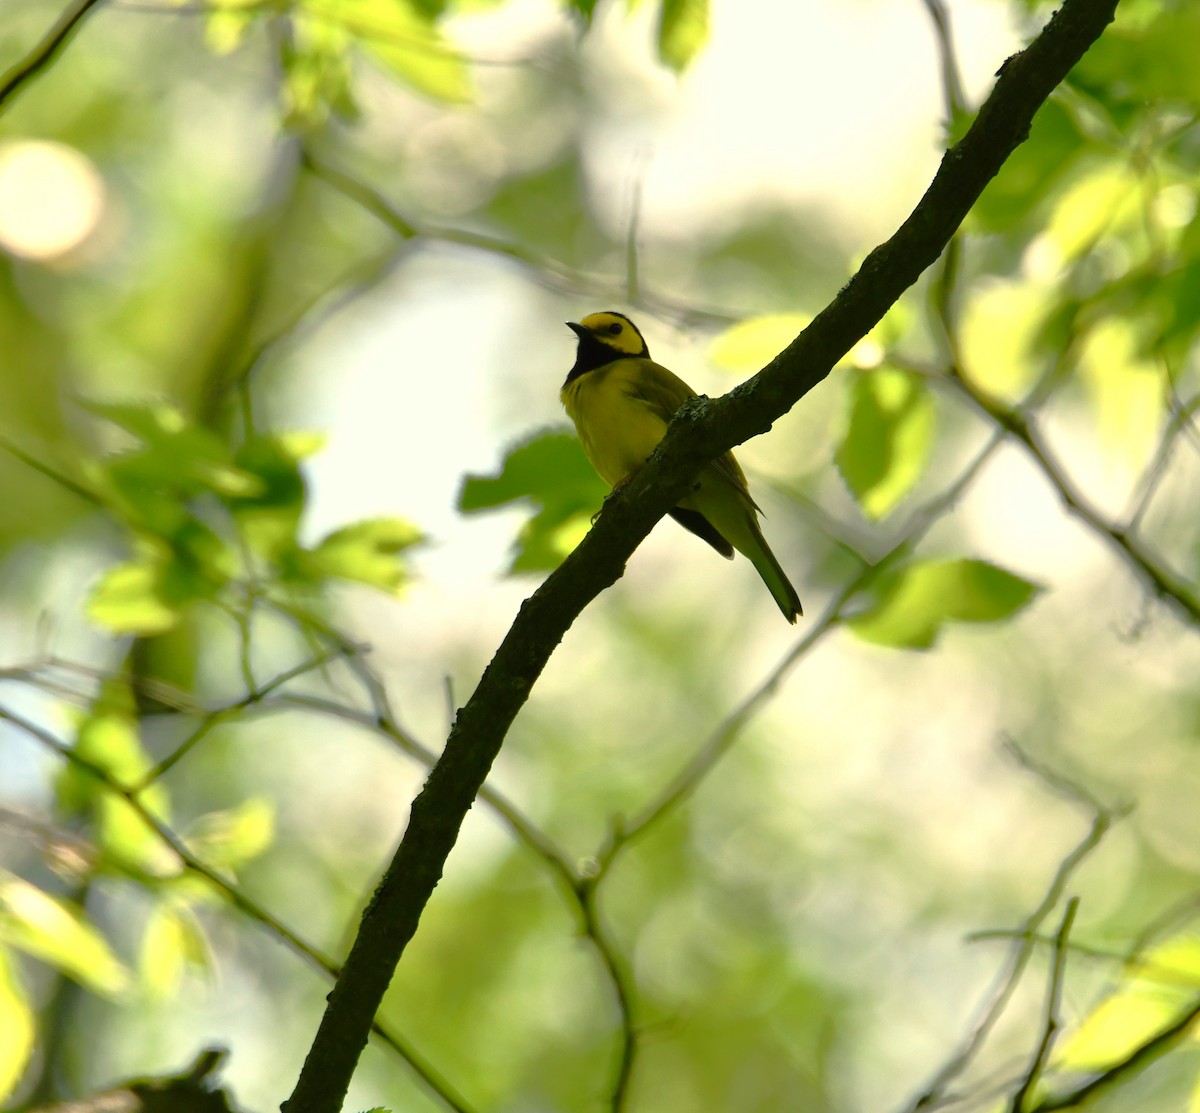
[1029,994,1200,1112]
[0,0,106,114]
[900,750,1116,1113]
[1008,897,1079,1113]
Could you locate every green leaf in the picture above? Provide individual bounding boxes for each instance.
[708,314,810,373]
[849,559,1041,649]
[308,517,424,591]
[282,12,360,128]
[973,98,1088,231]
[185,798,275,871]
[140,902,212,1000]
[0,871,131,996]
[334,0,473,105]
[836,368,936,519]
[56,680,178,879]
[0,947,34,1103]
[226,433,312,561]
[459,431,608,572]
[1045,159,1137,262]
[87,532,226,636]
[88,556,181,635]
[1057,934,1200,1073]
[657,0,709,71]
[88,400,262,509]
[566,0,598,22]
[200,0,264,53]
[1069,4,1200,117]
[1058,990,1177,1071]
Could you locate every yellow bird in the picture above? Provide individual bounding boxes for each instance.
[563,310,802,623]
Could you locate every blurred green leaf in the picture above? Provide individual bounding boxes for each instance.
[56,680,178,879]
[836,368,936,520]
[88,555,182,636]
[486,158,611,262]
[1058,990,1177,1071]
[973,98,1089,231]
[460,431,608,572]
[708,314,810,373]
[1157,209,1200,363]
[330,0,473,105]
[1058,934,1200,1073]
[140,902,212,1000]
[87,400,262,505]
[87,524,229,637]
[567,0,599,21]
[1069,3,1200,118]
[186,798,275,871]
[0,948,33,1104]
[202,0,263,53]
[849,559,1041,649]
[225,433,312,560]
[282,12,360,128]
[1075,317,1160,465]
[658,0,709,71]
[1045,158,1136,261]
[308,517,424,591]
[0,871,131,996]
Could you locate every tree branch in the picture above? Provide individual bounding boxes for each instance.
[0,0,106,114]
[282,2,1122,1109]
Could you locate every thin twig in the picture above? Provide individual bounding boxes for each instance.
[0,703,477,1113]
[901,776,1113,1112]
[920,0,969,123]
[945,367,1200,627]
[134,647,344,788]
[1029,994,1200,1112]
[301,151,743,330]
[0,0,106,114]
[1008,897,1079,1113]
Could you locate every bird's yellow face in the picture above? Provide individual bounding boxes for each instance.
[576,311,648,356]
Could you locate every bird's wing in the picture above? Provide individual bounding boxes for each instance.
[623,360,695,421]
[625,360,761,512]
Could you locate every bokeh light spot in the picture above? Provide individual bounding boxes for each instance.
[0,140,106,262]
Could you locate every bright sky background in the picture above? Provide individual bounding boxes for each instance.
[283,0,1023,602]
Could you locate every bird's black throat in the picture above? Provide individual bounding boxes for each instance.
[564,325,650,385]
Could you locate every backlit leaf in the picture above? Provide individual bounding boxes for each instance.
[186,798,275,871]
[708,314,810,373]
[87,557,181,635]
[308,517,424,591]
[337,0,473,104]
[141,902,211,999]
[56,680,178,879]
[460,431,608,572]
[0,871,130,995]
[836,368,935,519]
[0,948,33,1103]
[1057,991,1177,1071]
[657,0,709,72]
[849,559,1041,649]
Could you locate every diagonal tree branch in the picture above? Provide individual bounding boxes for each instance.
[282,2,1123,1109]
[0,0,106,114]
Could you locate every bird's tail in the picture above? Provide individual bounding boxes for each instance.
[746,520,803,624]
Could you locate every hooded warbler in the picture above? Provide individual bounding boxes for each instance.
[563,311,802,623]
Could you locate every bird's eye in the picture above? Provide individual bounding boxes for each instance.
[606,322,623,335]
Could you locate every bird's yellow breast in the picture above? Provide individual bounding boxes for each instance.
[561,359,669,489]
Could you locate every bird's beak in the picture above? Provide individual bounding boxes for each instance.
[566,321,588,338]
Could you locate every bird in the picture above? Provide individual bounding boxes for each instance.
[562,310,802,623]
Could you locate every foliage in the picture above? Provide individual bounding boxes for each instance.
[0,0,1199,1111]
